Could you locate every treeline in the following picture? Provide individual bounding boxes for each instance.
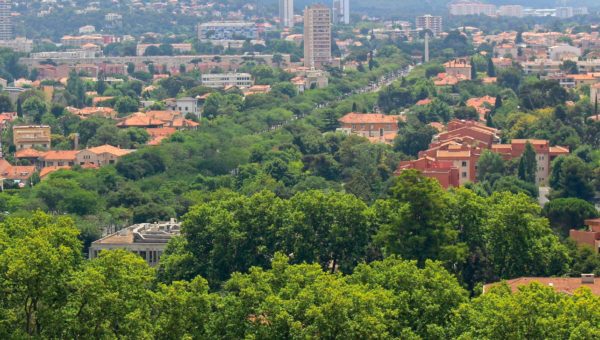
[158,171,599,292]
[1,189,600,338]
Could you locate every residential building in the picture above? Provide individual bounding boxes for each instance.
[176,97,199,118]
[444,58,472,80]
[0,38,33,53]
[66,106,117,119]
[483,274,600,296]
[337,112,403,143]
[491,139,569,184]
[449,2,496,16]
[433,119,500,148]
[76,144,134,166]
[0,159,35,186]
[0,0,11,41]
[304,4,332,68]
[279,0,294,28]
[570,219,600,253]
[416,15,442,37]
[549,45,581,61]
[333,0,350,25]
[60,35,105,47]
[555,7,574,19]
[136,43,193,56]
[89,219,181,266]
[79,25,96,34]
[39,150,79,167]
[200,73,254,88]
[13,125,51,150]
[396,157,460,189]
[197,21,258,40]
[498,5,524,18]
[522,59,561,75]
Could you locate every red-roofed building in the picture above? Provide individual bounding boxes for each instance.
[396,157,460,188]
[434,119,500,148]
[338,113,404,141]
[570,219,600,253]
[444,58,472,80]
[39,150,79,167]
[483,275,600,296]
[466,96,496,122]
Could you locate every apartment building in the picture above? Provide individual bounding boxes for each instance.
[279,0,294,28]
[444,58,472,80]
[449,2,496,16]
[89,220,181,267]
[197,21,258,40]
[333,0,350,25]
[304,4,332,68]
[200,73,254,88]
[0,0,12,41]
[416,15,443,37]
[13,125,51,150]
[498,5,524,18]
[570,219,600,254]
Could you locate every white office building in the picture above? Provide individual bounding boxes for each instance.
[279,0,294,28]
[201,73,254,88]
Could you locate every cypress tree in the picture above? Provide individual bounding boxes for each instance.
[487,58,496,77]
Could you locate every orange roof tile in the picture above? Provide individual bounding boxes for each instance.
[484,277,600,296]
[15,148,45,159]
[338,113,403,124]
[40,166,70,179]
[87,144,133,157]
[40,150,79,161]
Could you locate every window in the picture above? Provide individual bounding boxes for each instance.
[462,172,467,178]
[461,161,467,167]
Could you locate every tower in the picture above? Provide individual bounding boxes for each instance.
[304,4,332,68]
[424,32,430,63]
[333,0,350,25]
[0,0,12,41]
[279,0,294,28]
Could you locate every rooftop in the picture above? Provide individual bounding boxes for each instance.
[93,220,181,246]
[484,276,600,296]
[338,112,403,124]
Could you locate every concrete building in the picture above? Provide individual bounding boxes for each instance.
[60,35,105,47]
[0,0,11,41]
[416,15,443,37]
[498,5,524,18]
[303,4,332,68]
[333,0,350,25]
[176,97,200,118]
[0,38,33,53]
[89,219,180,266]
[444,58,472,80]
[555,7,574,19]
[337,112,403,143]
[197,21,258,40]
[279,0,294,28]
[76,144,134,167]
[13,125,51,150]
[200,73,254,88]
[449,2,496,16]
[396,157,460,189]
[549,45,581,61]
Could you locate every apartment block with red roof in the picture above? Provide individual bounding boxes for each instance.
[570,219,600,253]
[39,150,79,167]
[396,157,460,189]
[491,139,569,184]
[443,58,472,80]
[434,119,500,149]
[337,112,404,143]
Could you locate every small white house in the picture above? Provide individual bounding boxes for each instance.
[176,97,199,118]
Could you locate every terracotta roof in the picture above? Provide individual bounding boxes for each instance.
[1,165,36,181]
[40,166,70,179]
[484,277,600,296]
[117,114,165,128]
[40,150,79,161]
[338,113,403,124]
[416,98,432,106]
[146,127,176,138]
[511,139,549,145]
[15,148,45,159]
[87,144,133,157]
[437,150,472,158]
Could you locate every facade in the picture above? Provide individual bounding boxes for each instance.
[0,38,33,53]
[60,35,105,47]
[549,45,581,61]
[303,5,332,68]
[522,59,561,75]
[396,158,460,189]
[89,219,181,266]
[570,219,600,253]
[200,73,254,88]
[39,150,79,167]
[279,0,294,28]
[136,43,193,56]
[444,58,472,80]
[416,15,443,37]
[197,21,258,40]
[13,125,51,150]
[498,5,524,17]
[76,144,134,167]
[176,97,199,118]
[0,0,11,41]
[333,0,350,25]
[337,112,403,143]
[449,2,496,16]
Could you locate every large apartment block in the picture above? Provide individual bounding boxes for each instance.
[449,2,496,16]
[200,73,254,88]
[279,0,294,28]
[303,4,332,68]
[197,21,258,40]
[416,15,443,37]
[13,125,52,150]
[0,0,12,41]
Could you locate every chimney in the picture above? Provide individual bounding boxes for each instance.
[581,273,595,284]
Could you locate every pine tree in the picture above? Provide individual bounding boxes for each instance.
[487,58,496,77]
[517,142,537,184]
[494,95,502,111]
[352,102,358,112]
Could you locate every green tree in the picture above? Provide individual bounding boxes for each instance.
[486,57,496,77]
[517,142,537,184]
[542,198,598,237]
[550,155,595,201]
[477,150,505,183]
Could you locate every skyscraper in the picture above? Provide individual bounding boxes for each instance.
[333,0,350,25]
[416,15,443,37]
[279,0,294,28]
[304,4,332,68]
[0,0,12,41]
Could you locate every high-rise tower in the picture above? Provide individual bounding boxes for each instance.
[0,0,12,41]
[303,4,332,68]
[279,0,294,28]
[333,0,350,25]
